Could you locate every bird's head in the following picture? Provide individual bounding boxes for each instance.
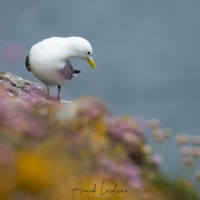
[68,37,96,69]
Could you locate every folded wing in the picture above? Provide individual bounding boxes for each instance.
[60,60,81,80]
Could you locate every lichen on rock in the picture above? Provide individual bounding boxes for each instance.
[0,72,50,104]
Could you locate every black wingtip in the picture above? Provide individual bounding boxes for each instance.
[73,70,81,74]
[25,55,31,72]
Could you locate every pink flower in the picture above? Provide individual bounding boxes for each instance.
[192,135,200,146]
[129,176,143,189]
[77,97,107,123]
[180,146,193,157]
[99,158,143,189]
[106,116,142,147]
[152,153,164,166]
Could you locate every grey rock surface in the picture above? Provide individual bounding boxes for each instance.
[0,72,48,104]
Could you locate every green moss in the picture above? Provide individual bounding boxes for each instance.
[151,175,199,200]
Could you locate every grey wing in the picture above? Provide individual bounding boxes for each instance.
[60,60,74,80]
[25,55,31,72]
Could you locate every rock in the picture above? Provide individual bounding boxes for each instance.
[0,72,47,104]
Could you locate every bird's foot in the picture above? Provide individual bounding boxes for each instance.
[56,96,61,101]
[57,96,72,103]
[44,93,71,103]
[60,100,72,104]
[45,94,60,102]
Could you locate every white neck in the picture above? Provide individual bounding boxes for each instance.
[61,37,82,59]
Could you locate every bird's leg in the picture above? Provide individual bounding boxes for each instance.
[46,87,53,100]
[57,85,61,100]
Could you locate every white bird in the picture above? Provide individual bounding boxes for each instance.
[25,36,96,100]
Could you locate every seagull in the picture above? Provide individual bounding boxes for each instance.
[25,36,96,100]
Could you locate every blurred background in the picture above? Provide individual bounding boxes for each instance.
[1,0,200,136]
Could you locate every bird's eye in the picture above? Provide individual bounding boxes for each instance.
[88,51,90,55]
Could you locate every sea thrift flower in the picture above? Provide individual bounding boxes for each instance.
[0,92,47,138]
[77,97,107,123]
[192,147,200,158]
[154,132,165,142]
[192,135,200,146]
[106,117,142,147]
[149,118,160,130]
[180,146,193,157]
[152,153,164,166]
[141,145,152,155]
[129,176,143,189]
[194,170,200,181]
[162,128,172,138]
[152,128,162,138]
[176,134,190,144]
[184,157,194,167]
[99,158,142,189]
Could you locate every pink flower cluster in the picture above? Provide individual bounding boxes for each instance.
[76,97,108,123]
[152,153,164,166]
[106,116,142,147]
[100,158,142,189]
[0,89,47,138]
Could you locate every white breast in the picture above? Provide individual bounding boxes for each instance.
[29,38,67,87]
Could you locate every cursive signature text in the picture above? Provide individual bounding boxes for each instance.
[72,180,128,199]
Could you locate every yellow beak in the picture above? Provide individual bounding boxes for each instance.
[87,58,96,69]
